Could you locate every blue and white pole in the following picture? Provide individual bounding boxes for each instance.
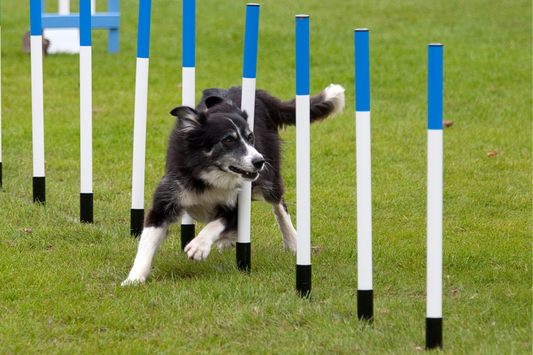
[130,0,152,236]
[30,0,46,203]
[236,3,260,273]
[180,0,196,249]
[355,28,373,322]
[0,3,2,189]
[426,43,444,350]
[295,14,311,298]
[80,0,93,223]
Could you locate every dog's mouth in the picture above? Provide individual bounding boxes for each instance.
[229,166,259,181]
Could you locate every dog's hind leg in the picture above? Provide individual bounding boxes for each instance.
[272,198,297,253]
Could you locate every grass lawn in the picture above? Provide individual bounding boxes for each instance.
[0,0,531,353]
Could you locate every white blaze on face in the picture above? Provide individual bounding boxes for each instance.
[227,118,264,172]
[242,143,263,171]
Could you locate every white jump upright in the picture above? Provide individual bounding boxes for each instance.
[355,28,373,322]
[130,0,152,236]
[426,43,444,350]
[79,0,93,223]
[30,0,46,204]
[180,0,196,249]
[236,3,260,273]
[295,14,312,298]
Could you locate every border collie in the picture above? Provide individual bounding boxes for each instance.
[122,84,345,284]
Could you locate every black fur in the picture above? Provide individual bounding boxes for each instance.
[145,85,343,244]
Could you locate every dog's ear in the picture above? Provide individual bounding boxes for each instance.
[205,96,225,110]
[170,106,201,132]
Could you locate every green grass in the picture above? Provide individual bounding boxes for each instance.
[0,0,531,353]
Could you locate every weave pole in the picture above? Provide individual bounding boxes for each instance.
[236,3,260,273]
[180,0,196,249]
[426,43,444,350]
[0,5,2,188]
[80,0,93,223]
[295,14,311,299]
[30,0,46,204]
[130,0,152,236]
[355,28,373,322]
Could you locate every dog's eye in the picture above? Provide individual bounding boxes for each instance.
[223,136,235,145]
[247,133,254,144]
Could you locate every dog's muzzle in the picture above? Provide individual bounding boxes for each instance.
[229,156,265,181]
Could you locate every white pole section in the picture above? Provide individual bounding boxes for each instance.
[236,3,260,273]
[130,0,152,236]
[355,28,373,322]
[80,0,93,223]
[30,0,46,204]
[295,14,311,298]
[59,0,70,15]
[426,43,444,350]
[180,0,196,249]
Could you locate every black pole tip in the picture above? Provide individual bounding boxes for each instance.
[236,242,251,274]
[80,193,94,223]
[426,317,443,349]
[33,176,46,204]
[130,208,144,237]
[357,289,374,323]
[296,264,312,299]
[181,223,195,250]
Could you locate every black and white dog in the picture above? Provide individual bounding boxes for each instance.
[122,84,345,284]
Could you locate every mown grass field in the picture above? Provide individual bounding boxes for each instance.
[0,0,531,353]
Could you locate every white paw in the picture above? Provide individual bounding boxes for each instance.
[283,232,297,254]
[214,236,237,253]
[121,275,146,286]
[185,239,212,261]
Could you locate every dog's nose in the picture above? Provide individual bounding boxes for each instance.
[252,157,265,170]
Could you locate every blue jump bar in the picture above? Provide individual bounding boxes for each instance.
[355,29,370,112]
[41,13,120,29]
[80,0,91,46]
[428,44,443,130]
[243,4,260,79]
[137,0,152,59]
[183,0,195,68]
[295,15,309,96]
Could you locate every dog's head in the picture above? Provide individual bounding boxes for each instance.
[170,97,265,186]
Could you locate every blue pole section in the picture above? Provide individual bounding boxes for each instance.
[180,0,196,250]
[183,0,195,68]
[131,0,152,236]
[426,43,443,350]
[354,28,373,323]
[355,30,370,111]
[295,14,311,299]
[136,0,151,59]
[295,16,309,96]
[30,0,46,204]
[80,0,93,223]
[237,3,260,273]
[428,45,443,130]
[242,4,259,79]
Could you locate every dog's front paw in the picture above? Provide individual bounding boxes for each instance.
[185,239,212,261]
[121,276,146,286]
[121,267,149,286]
